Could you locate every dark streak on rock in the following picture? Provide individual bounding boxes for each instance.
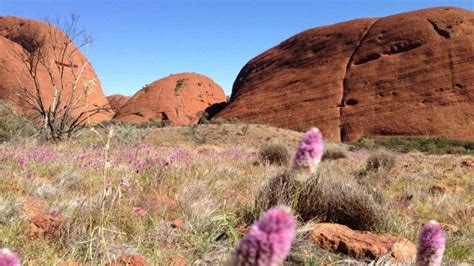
[427,19,451,39]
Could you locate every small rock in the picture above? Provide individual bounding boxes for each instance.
[170,255,187,266]
[310,223,416,262]
[26,214,62,240]
[171,218,183,229]
[459,159,473,168]
[429,184,451,195]
[20,196,46,217]
[453,186,465,195]
[440,223,459,233]
[106,254,148,266]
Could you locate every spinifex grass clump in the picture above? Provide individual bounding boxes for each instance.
[230,206,296,266]
[296,174,386,230]
[416,220,446,266]
[0,248,20,266]
[257,142,290,166]
[253,170,301,219]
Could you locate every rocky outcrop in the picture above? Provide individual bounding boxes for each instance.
[114,73,227,125]
[107,94,130,114]
[217,7,474,142]
[310,223,416,262]
[0,16,112,121]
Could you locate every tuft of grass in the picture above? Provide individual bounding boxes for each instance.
[444,237,471,262]
[253,170,301,220]
[352,136,474,155]
[322,143,348,161]
[257,142,291,166]
[297,174,387,231]
[366,149,396,172]
[0,101,37,143]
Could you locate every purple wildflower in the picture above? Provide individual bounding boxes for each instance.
[416,220,446,266]
[0,248,20,266]
[232,206,296,266]
[18,157,27,171]
[293,128,324,175]
[49,208,60,217]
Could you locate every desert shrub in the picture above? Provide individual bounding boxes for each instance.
[352,136,474,155]
[0,101,37,143]
[296,174,387,231]
[257,142,290,166]
[366,149,396,172]
[322,143,348,161]
[253,170,301,220]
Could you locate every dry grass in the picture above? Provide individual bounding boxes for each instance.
[0,123,472,264]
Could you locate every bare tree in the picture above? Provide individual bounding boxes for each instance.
[7,13,110,141]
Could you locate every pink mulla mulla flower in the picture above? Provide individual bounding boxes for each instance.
[0,248,21,266]
[18,157,27,171]
[231,206,296,266]
[293,128,324,175]
[416,220,446,266]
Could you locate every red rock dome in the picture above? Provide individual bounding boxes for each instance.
[0,16,113,122]
[114,73,227,125]
[107,94,130,114]
[217,7,474,141]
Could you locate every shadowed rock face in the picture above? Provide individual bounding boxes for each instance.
[114,73,227,125]
[217,7,474,142]
[0,16,113,122]
[107,94,130,114]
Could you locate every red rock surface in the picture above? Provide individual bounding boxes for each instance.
[217,7,474,142]
[107,94,130,113]
[0,16,113,122]
[115,73,227,125]
[310,223,416,262]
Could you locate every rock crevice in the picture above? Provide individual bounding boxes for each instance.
[339,18,379,140]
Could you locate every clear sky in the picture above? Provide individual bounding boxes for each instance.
[1,0,473,96]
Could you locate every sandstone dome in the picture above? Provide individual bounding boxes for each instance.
[107,94,130,114]
[216,7,474,142]
[0,16,113,122]
[114,73,227,125]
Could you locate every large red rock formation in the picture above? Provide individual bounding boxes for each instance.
[114,73,227,125]
[0,16,112,122]
[107,94,130,113]
[217,7,474,142]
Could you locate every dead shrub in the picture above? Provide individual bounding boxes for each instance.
[296,174,386,231]
[257,142,291,166]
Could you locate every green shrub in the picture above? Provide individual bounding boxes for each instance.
[352,136,474,155]
[257,142,291,166]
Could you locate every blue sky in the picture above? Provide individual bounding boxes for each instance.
[1,0,473,96]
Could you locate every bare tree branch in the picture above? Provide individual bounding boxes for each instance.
[7,13,108,141]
